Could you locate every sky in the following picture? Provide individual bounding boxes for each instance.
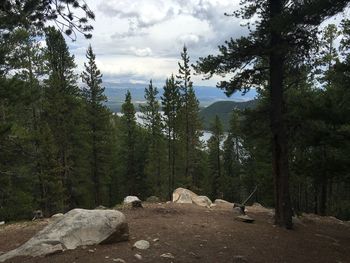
[67,0,247,87]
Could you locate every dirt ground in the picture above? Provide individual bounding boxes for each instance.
[0,203,349,263]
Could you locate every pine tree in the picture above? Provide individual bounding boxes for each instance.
[195,0,350,229]
[207,115,224,199]
[140,80,165,197]
[162,75,181,199]
[43,26,84,212]
[120,90,138,195]
[81,44,111,206]
[0,28,47,219]
[186,86,203,188]
[177,46,202,188]
[223,110,244,201]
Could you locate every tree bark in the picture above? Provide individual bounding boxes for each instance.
[269,0,293,229]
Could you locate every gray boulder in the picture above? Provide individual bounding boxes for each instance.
[0,209,129,262]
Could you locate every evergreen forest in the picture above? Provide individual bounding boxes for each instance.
[1,0,350,230]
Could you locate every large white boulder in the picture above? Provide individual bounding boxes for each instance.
[192,196,212,207]
[0,209,129,262]
[172,188,212,207]
[172,188,197,204]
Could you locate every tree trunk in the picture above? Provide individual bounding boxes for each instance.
[269,0,293,229]
[168,129,172,200]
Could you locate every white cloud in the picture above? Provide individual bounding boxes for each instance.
[178,33,200,45]
[98,0,176,28]
[67,0,246,86]
[130,47,152,57]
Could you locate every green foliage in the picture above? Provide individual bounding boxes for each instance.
[118,91,148,197]
[207,115,224,199]
[176,46,202,189]
[140,80,167,198]
[161,75,181,198]
[199,100,257,131]
[1,2,350,223]
[81,45,113,206]
[0,0,95,39]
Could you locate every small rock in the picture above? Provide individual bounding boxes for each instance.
[134,253,142,260]
[0,221,4,226]
[105,255,109,259]
[160,253,175,259]
[113,258,126,263]
[123,196,141,204]
[133,240,150,250]
[153,238,159,242]
[88,249,95,253]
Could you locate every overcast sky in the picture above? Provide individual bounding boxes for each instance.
[68,0,247,86]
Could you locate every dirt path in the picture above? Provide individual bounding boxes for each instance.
[0,203,349,263]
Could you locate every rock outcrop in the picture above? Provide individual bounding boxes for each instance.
[172,188,196,204]
[0,209,129,262]
[172,188,212,207]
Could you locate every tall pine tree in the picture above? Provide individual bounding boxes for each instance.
[162,75,181,199]
[81,44,111,206]
[177,46,202,188]
[140,80,165,197]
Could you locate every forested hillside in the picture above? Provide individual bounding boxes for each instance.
[1,0,350,230]
[199,100,257,130]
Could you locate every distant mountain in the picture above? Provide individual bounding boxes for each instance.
[102,82,257,112]
[199,100,257,131]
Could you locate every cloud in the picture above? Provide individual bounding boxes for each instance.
[130,47,152,57]
[69,0,247,86]
[177,34,200,46]
[98,0,176,28]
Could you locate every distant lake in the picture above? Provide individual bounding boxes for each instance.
[116,112,219,143]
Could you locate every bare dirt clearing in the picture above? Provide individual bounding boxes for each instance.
[0,203,349,263]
